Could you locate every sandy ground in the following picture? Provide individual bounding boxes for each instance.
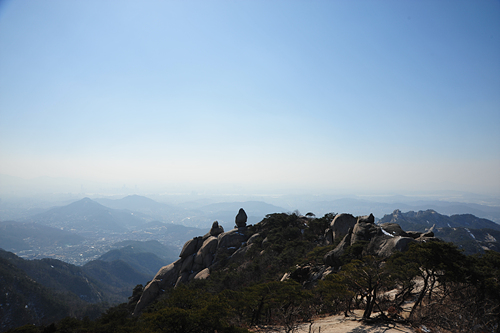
[251,310,416,333]
[250,284,421,333]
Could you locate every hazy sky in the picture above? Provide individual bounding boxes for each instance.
[0,0,499,196]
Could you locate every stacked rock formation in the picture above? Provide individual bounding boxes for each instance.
[133,210,250,315]
[235,208,247,228]
[323,213,438,268]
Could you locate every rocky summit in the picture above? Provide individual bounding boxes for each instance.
[323,214,437,268]
[134,210,251,314]
[133,208,436,315]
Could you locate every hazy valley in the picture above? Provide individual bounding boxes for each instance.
[2,193,500,265]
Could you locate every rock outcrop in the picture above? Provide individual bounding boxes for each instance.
[133,211,250,315]
[133,259,183,314]
[325,213,358,244]
[323,214,439,268]
[179,237,202,258]
[134,209,441,315]
[218,228,248,250]
[281,265,334,288]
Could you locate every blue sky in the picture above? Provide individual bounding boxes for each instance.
[0,0,499,195]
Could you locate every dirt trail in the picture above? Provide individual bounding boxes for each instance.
[251,310,416,333]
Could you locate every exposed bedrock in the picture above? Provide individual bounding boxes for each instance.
[323,214,439,269]
[133,209,250,315]
[134,209,437,315]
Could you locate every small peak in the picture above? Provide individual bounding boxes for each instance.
[77,197,94,205]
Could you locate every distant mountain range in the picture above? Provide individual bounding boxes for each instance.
[93,195,190,225]
[95,195,180,214]
[379,209,500,254]
[22,197,147,232]
[4,192,499,226]
[16,194,288,237]
[84,196,287,229]
[0,197,207,265]
[4,195,500,263]
[379,209,500,231]
[292,197,500,223]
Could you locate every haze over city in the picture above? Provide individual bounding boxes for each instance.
[1,0,499,197]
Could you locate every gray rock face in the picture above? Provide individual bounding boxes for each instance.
[134,209,252,315]
[281,264,334,288]
[351,221,378,244]
[379,223,408,237]
[133,259,182,315]
[198,236,218,257]
[324,228,353,267]
[324,229,334,245]
[235,208,248,228]
[202,253,213,268]
[323,213,439,268]
[194,237,217,266]
[194,268,210,280]
[179,237,202,258]
[357,213,375,224]
[218,228,249,250]
[229,243,253,264]
[406,231,422,239]
[329,213,358,242]
[376,236,416,258]
[175,271,190,287]
[180,254,194,273]
[419,224,436,239]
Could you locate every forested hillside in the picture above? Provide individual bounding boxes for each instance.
[0,244,166,331]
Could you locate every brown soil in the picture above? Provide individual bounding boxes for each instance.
[250,310,416,333]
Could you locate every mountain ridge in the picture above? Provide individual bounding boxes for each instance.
[2,207,499,332]
[378,209,500,254]
[379,209,500,231]
[22,197,147,232]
